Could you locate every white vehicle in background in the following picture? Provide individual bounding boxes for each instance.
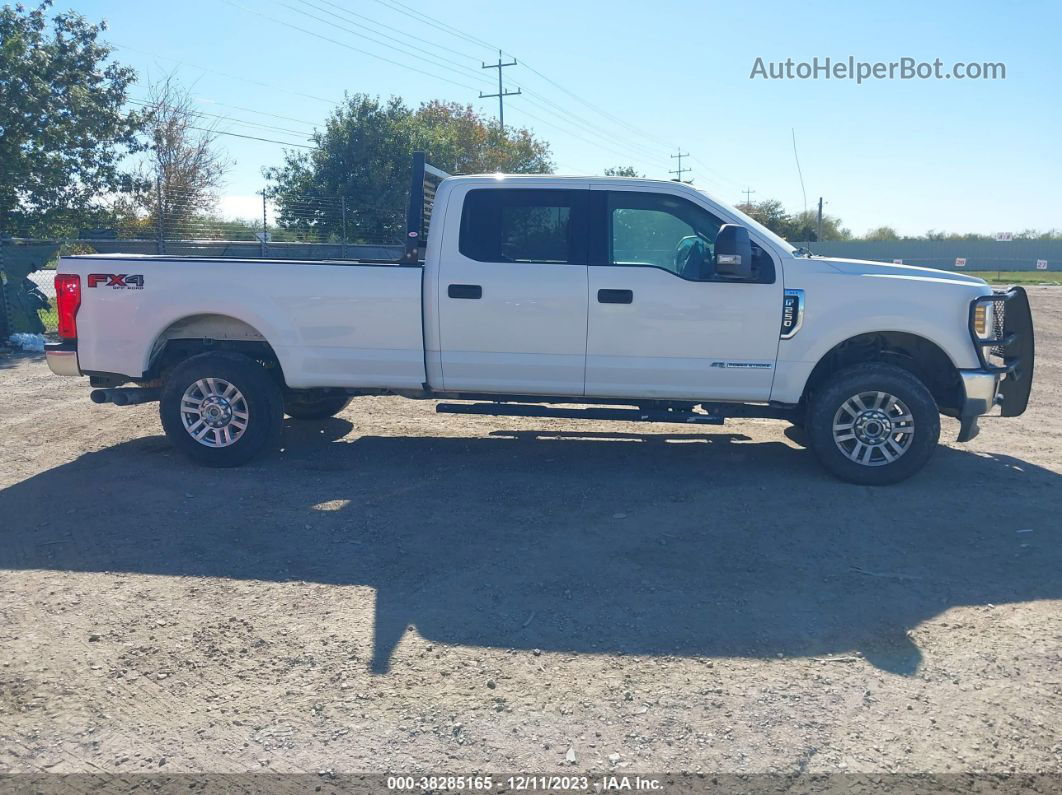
[45,154,1034,484]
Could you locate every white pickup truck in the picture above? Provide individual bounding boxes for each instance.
[46,154,1034,484]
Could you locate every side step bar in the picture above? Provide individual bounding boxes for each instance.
[436,402,725,425]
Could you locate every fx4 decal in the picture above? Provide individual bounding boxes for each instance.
[88,273,144,290]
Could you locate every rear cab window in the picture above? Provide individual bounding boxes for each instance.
[459,189,588,264]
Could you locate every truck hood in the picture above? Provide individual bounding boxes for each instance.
[814,256,989,287]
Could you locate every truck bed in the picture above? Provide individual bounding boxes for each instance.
[60,254,428,389]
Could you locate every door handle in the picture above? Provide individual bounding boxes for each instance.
[448,284,482,299]
[597,288,633,304]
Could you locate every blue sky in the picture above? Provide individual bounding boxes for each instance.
[66,0,1061,236]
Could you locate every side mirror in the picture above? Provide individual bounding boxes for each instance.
[715,224,752,279]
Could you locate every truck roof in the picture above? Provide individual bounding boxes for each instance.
[442,173,693,187]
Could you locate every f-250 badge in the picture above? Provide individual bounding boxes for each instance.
[780,288,804,338]
[88,273,144,290]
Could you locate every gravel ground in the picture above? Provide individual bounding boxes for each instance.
[0,288,1059,778]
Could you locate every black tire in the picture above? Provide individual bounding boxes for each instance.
[807,363,940,485]
[160,351,283,467]
[284,394,352,420]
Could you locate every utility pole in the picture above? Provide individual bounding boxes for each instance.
[816,196,824,242]
[669,148,691,183]
[155,176,164,255]
[340,196,348,260]
[261,193,268,258]
[480,50,521,129]
[741,187,756,208]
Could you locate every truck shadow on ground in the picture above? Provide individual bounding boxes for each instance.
[0,350,44,370]
[2,416,1058,677]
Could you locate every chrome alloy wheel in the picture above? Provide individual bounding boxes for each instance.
[832,390,915,467]
[180,378,250,448]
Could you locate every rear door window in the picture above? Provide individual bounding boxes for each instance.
[459,189,587,264]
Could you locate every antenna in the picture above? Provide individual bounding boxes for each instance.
[791,128,810,251]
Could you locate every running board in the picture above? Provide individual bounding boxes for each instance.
[435,402,725,425]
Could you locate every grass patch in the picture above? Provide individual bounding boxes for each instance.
[961,270,1062,285]
[39,307,58,334]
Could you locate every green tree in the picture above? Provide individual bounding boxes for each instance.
[736,198,849,242]
[126,74,232,239]
[0,1,144,237]
[738,198,790,236]
[603,166,642,177]
[264,94,553,242]
[788,209,851,242]
[864,226,901,241]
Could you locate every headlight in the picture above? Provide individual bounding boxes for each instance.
[973,300,995,339]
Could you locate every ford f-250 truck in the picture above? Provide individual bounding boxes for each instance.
[45,154,1034,484]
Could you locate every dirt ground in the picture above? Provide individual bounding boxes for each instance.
[1,289,1059,780]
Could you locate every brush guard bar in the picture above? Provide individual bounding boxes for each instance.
[967,286,1034,417]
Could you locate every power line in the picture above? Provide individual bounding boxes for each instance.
[669,149,692,183]
[511,92,664,172]
[503,105,662,175]
[272,0,661,165]
[118,4,703,182]
[190,97,320,128]
[480,50,521,128]
[111,42,340,106]
[117,39,660,173]
[189,127,317,149]
[366,0,681,154]
[283,0,494,88]
[689,155,744,193]
[222,0,485,93]
[310,0,483,63]
[742,187,756,206]
[128,99,315,140]
[245,0,670,172]
[124,2,675,177]
[360,0,681,168]
[369,0,497,52]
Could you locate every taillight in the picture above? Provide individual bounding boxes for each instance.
[55,274,81,340]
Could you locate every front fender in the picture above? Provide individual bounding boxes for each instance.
[770,272,986,404]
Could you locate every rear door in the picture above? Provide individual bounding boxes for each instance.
[585,187,783,401]
[436,184,590,394]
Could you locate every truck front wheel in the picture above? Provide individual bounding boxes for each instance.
[807,363,940,485]
[159,352,283,467]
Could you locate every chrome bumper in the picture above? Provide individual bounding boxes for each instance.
[45,342,81,377]
[955,369,1001,442]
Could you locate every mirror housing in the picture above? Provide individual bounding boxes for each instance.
[715,224,752,279]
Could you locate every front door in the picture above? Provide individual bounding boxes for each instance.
[437,185,590,394]
[585,188,783,401]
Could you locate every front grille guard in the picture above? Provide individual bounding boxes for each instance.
[969,288,1020,373]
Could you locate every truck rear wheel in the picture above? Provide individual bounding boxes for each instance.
[284,394,352,420]
[160,352,283,467]
[807,363,940,485]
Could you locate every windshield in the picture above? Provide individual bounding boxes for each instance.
[697,190,799,255]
